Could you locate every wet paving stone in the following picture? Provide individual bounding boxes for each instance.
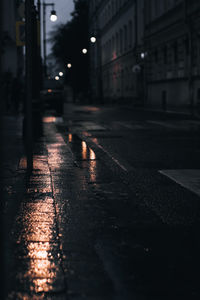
[5,112,200,299]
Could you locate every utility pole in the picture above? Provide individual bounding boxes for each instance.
[184,0,194,115]
[42,1,56,77]
[25,0,34,172]
[43,0,47,76]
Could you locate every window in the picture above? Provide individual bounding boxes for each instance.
[112,0,114,16]
[108,4,111,20]
[120,28,123,53]
[112,36,115,57]
[128,20,133,48]
[124,25,127,51]
[185,37,189,56]
[116,32,119,54]
[154,48,158,62]
[163,45,167,64]
[116,0,119,11]
[109,39,112,59]
[173,41,178,63]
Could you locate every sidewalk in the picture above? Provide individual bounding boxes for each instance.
[0,115,27,299]
[2,109,200,299]
[2,115,116,299]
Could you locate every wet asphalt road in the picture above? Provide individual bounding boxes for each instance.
[2,104,200,299]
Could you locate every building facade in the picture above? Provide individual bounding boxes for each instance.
[0,0,24,111]
[89,0,144,104]
[89,0,200,111]
[1,0,24,77]
[144,0,200,111]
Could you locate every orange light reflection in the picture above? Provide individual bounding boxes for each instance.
[82,141,87,160]
[43,116,56,123]
[22,152,59,293]
[68,133,72,142]
[89,148,97,182]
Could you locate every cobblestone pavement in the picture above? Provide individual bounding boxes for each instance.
[2,105,200,299]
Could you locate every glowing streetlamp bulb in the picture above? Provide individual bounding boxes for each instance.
[82,48,87,54]
[90,36,96,43]
[141,52,147,59]
[55,76,59,80]
[59,72,63,76]
[50,10,57,22]
[67,63,72,69]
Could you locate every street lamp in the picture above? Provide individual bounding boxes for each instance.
[82,48,88,54]
[43,1,57,76]
[55,76,59,80]
[59,71,63,76]
[50,9,57,22]
[90,36,96,43]
[140,51,148,59]
[90,31,103,103]
[139,51,148,106]
[67,63,72,69]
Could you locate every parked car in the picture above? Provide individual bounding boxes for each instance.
[40,79,64,115]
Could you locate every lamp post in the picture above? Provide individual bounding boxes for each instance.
[140,51,148,107]
[42,0,57,77]
[25,0,35,172]
[90,32,103,104]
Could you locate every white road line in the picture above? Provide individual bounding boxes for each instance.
[159,169,200,196]
[81,131,129,172]
[148,120,200,130]
[94,142,128,172]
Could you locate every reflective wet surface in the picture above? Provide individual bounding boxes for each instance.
[3,106,200,299]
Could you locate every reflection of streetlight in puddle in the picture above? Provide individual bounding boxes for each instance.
[90,148,96,160]
[89,148,97,182]
[82,141,87,160]
[68,133,72,143]
[21,154,59,293]
[23,214,56,292]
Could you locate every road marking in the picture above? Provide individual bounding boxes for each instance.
[81,131,128,172]
[159,169,200,196]
[76,121,106,131]
[148,120,200,130]
[93,142,128,172]
[116,121,144,130]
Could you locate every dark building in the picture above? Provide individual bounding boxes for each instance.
[145,0,200,111]
[89,0,145,104]
[89,0,200,112]
[1,0,24,112]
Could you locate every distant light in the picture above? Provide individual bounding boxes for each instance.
[50,10,57,22]
[48,89,52,93]
[141,51,148,59]
[55,76,59,80]
[90,36,96,43]
[59,72,64,76]
[67,63,72,68]
[82,48,88,54]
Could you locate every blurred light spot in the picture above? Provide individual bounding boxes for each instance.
[82,48,87,54]
[68,133,72,143]
[19,156,27,169]
[90,36,96,43]
[43,116,56,123]
[89,148,96,160]
[82,141,87,160]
